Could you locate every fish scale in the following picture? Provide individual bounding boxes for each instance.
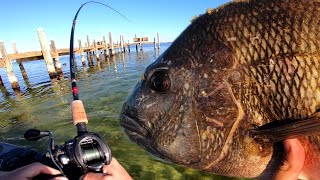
[206,0,320,121]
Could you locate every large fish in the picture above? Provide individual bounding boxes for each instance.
[120,0,320,179]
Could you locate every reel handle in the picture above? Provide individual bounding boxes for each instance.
[24,129,49,141]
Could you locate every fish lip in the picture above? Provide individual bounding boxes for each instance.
[120,113,149,137]
[120,113,164,157]
[121,112,202,165]
[122,128,163,157]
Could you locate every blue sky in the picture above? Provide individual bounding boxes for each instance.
[0,0,230,54]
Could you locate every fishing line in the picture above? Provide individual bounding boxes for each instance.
[69,1,131,100]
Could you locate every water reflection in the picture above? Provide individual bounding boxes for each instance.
[82,66,88,79]
[97,62,102,72]
[111,55,118,79]
[119,52,126,72]
[87,52,94,66]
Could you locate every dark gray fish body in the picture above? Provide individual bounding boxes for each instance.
[120,0,320,179]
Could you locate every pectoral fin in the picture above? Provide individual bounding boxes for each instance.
[249,112,320,144]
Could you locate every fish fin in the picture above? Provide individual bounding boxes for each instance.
[249,112,320,144]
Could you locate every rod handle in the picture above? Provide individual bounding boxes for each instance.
[72,100,88,125]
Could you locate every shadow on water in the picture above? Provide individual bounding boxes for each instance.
[0,43,242,180]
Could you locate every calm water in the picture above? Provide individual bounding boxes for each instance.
[0,43,242,180]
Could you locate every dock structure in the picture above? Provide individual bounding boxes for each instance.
[0,28,161,91]
[37,28,57,79]
[133,36,157,51]
[157,32,160,49]
[12,42,28,80]
[0,42,18,89]
[102,35,109,56]
[109,32,115,56]
[93,40,99,61]
[78,39,86,67]
[50,40,63,77]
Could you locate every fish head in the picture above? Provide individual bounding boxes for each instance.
[122,0,320,178]
[120,13,243,169]
[120,54,202,165]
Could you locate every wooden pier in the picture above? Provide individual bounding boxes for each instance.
[0,33,159,64]
[0,28,160,91]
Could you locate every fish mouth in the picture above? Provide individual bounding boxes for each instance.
[120,112,163,157]
[120,112,148,137]
[120,102,202,165]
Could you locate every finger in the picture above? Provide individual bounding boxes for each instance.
[80,172,107,180]
[274,138,305,180]
[103,157,119,175]
[102,157,116,174]
[50,177,69,180]
[20,162,62,178]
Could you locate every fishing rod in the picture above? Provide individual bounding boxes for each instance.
[69,1,130,134]
[22,2,131,179]
[69,1,131,101]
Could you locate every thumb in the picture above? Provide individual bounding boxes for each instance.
[274,138,305,180]
[80,172,105,180]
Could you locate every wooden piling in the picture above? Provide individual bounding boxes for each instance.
[0,42,19,89]
[17,59,28,79]
[116,41,120,53]
[17,58,28,79]
[120,35,124,53]
[87,54,91,66]
[104,47,109,57]
[50,40,63,76]
[135,34,138,52]
[73,54,78,67]
[128,40,130,52]
[37,28,57,79]
[122,35,126,52]
[86,35,91,47]
[139,38,143,51]
[109,32,115,56]
[12,42,28,79]
[157,32,160,49]
[103,36,107,46]
[93,40,99,61]
[119,37,122,53]
[153,37,156,50]
[12,42,18,54]
[78,39,86,67]
[0,74,4,86]
[88,51,94,66]
[103,36,109,56]
[86,35,90,56]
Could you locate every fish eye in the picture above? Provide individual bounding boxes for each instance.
[149,71,171,93]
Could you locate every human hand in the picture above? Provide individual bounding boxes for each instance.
[80,157,132,180]
[0,162,67,180]
[273,138,305,180]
